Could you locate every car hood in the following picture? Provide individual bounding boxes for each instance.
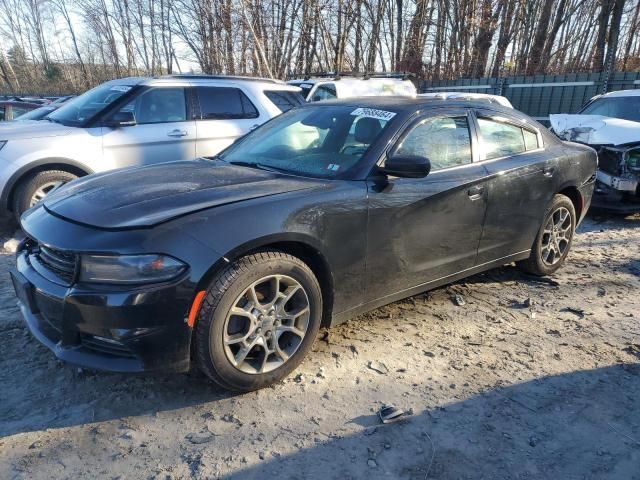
[0,120,75,140]
[40,159,327,229]
[549,114,640,146]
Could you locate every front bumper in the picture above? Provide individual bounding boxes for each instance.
[12,250,195,373]
[591,179,640,214]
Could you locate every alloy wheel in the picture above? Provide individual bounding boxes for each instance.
[222,274,310,374]
[29,181,63,207]
[540,206,572,266]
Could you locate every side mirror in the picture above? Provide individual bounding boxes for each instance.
[106,110,136,128]
[381,154,431,178]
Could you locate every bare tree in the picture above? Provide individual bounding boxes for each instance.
[1,0,640,95]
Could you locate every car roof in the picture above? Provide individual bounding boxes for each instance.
[418,92,513,108]
[162,74,284,84]
[308,95,517,113]
[289,77,412,85]
[101,75,300,92]
[0,101,41,108]
[599,89,640,98]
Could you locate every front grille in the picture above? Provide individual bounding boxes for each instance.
[34,290,64,331]
[35,245,77,284]
[80,334,136,358]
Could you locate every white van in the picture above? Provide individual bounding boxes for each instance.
[287,74,416,102]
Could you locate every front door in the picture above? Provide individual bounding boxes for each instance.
[365,110,489,302]
[102,86,196,169]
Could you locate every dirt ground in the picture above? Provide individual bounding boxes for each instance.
[1,213,639,480]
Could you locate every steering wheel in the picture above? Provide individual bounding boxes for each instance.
[340,145,367,156]
[262,144,298,158]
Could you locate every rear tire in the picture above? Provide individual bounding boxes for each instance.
[517,194,576,276]
[194,251,322,392]
[12,170,77,221]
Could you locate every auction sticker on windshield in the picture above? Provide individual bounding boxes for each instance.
[350,108,396,121]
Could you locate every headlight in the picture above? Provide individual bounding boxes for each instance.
[626,149,640,172]
[0,141,6,151]
[79,254,186,284]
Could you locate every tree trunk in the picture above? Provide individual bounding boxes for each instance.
[526,0,556,75]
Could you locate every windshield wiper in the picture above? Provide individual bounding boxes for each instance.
[228,161,291,174]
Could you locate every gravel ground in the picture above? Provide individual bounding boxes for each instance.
[1,213,639,480]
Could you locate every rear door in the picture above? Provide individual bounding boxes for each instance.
[193,85,264,157]
[365,108,490,301]
[472,109,558,263]
[102,86,196,168]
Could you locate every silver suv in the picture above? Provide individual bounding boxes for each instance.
[0,75,304,219]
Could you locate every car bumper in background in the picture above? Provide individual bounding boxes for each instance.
[12,251,195,373]
[591,179,640,214]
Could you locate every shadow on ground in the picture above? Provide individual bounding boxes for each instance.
[220,364,640,479]
[9,364,638,479]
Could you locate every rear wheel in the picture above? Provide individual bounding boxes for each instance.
[194,251,322,392]
[12,170,77,221]
[518,194,576,276]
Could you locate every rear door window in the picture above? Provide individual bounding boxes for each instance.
[523,129,539,150]
[196,87,259,119]
[477,118,526,160]
[264,91,304,112]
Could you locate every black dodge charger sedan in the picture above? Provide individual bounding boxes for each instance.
[12,97,597,391]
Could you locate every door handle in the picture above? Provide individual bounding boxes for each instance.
[467,185,484,200]
[249,124,260,131]
[167,129,188,137]
[543,166,555,177]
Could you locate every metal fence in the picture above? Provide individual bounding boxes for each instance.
[419,71,640,123]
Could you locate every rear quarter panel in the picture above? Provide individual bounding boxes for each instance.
[559,141,598,221]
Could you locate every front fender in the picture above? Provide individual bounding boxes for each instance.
[171,180,369,315]
[0,157,95,211]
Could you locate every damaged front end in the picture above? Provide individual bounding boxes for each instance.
[550,114,640,213]
[594,145,640,212]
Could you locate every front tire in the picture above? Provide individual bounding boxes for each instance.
[12,170,78,221]
[518,194,576,276]
[194,251,322,392]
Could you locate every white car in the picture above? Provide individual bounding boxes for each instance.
[550,89,640,212]
[287,75,416,102]
[0,75,304,219]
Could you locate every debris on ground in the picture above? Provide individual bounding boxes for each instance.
[186,432,216,444]
[2,231,25,253]
[452,294,466,306]
[367,360,389,374]
[378,404,408,424]
[623,344,640,359]
[561,307,586,318]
